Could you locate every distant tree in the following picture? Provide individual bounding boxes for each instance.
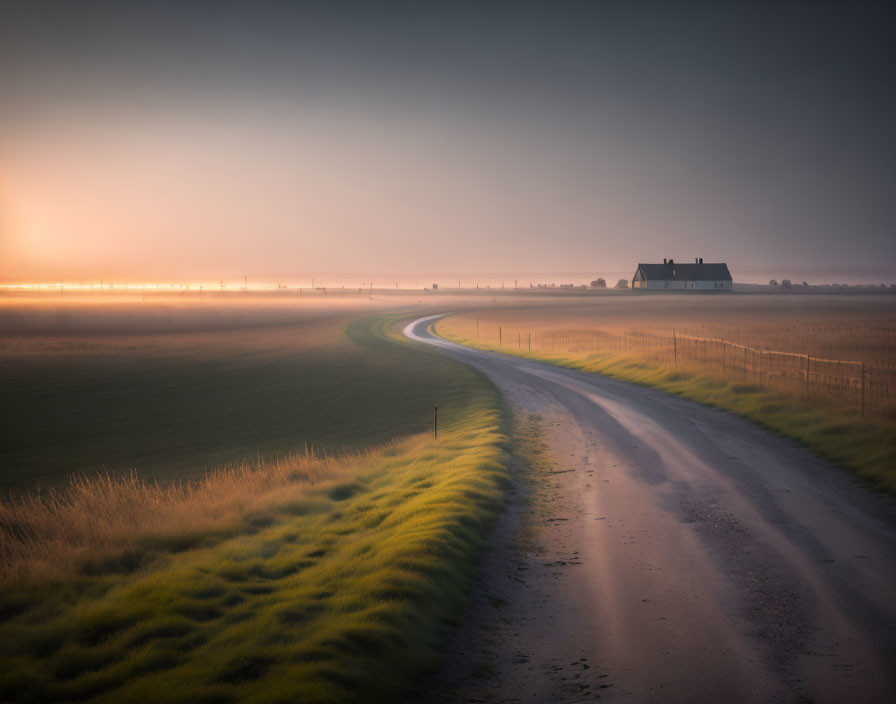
[590,278,607,288]
[781,279,792,288]
[616,278,629,289]
[802,281,809,287]
[769,279,778,287]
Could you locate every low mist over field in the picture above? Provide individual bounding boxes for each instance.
[3,289,892,495]
[0,293,478,493]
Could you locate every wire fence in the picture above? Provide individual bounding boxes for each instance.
[478,324,895,417]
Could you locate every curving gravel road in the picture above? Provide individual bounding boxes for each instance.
[404,315,896,704]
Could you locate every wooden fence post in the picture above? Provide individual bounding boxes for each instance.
[434,402,439,439]
[673,328,677,368]
[861,362,865,417]
[528,333,531,351]
[499,326,502,346]
[518,332,521,349]
[806,355,810,396]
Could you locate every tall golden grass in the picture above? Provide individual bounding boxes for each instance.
[445,311,896,416]
[0,447,358,585]
[437,309,896,491]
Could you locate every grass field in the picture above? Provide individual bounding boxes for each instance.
[0,298,511,703]
[436,294,896,492]
[0,296,489,493]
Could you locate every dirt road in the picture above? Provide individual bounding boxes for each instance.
[404,315,896,703]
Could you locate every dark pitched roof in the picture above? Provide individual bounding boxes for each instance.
[635,262,731,281]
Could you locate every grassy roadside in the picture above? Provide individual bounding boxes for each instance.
[436,317,896,494]
[0,313,510,703]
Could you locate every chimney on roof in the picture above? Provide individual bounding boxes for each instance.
[663,258,667,264]
[699,257,703,264]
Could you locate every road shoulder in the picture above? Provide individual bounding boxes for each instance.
[402,412,616,703]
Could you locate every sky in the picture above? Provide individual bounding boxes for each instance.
[1,0,894,284]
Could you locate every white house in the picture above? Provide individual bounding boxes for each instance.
[631,258,732,290]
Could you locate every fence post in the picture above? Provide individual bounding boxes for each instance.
[499,326,502,346]
[434,402,438,439]
[476,316,479,339]
[861,362,865,417]
[673,328,677,368]
[721,339,725,373]
[806,355,810,396]
[518,332,521,349]
[528,333,531,351]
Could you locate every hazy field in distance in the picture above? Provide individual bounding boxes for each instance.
[0,293,479,494]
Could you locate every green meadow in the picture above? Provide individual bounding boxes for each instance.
[0,302,486,493]
[0,303,510,703]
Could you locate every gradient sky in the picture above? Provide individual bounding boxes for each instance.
[1,0,894,282]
